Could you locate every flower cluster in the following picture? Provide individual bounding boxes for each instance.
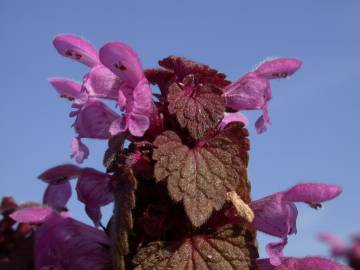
[6,34,348,269]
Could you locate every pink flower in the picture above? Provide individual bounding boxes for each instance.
[223,58,302,133]
[38,164,113,226]
[250,183,342,265]
[227,183,342,265]
[256,256,347,270]
[219,112,249,129]
[50,34,155,163]
[11,207,111,270]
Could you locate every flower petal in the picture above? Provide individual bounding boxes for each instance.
[71,137,90,163]
[43,181,72,211]
[255,106,271,134]
[266,239,288,266]
[255,58,303,80]
[132,78,153,115]
[250,193,297,239]
[76,168,113,225]
[109,116,127,136]
[53,34,99,67]
[38,164,82,184]
[256,257,346,270]
[318,233,348,257]
[73,101,119,139]
[128,113,150,137]
[223,72,269,111]
[10,207,53,224]
[283,183,342,204]
[83,65,122,100]
[99,41,144,87]
[35,212,111,269]
[48,77,88,103]
[220,112,249,129]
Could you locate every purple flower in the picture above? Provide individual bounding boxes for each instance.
[249,183,342,265]
[38,164,113,226]
[319,233,360,269]
[223,58,302,133]
[256,256,347,270]
[219,112,249,129]
[51,34,155,163]
[11,207,111,270]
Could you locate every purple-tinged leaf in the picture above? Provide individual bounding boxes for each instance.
[158,56,231,88]
[167,82,225,139]
[111,166,137,270]
[133,224,258,270]
[153,123,250,227]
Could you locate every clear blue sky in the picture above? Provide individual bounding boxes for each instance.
[1,0,359,258]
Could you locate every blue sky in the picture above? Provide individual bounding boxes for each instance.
[1,0,359,258]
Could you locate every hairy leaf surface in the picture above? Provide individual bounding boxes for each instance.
[153,123,250,227]
[133,224,258,270]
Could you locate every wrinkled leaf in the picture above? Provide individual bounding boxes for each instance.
[153,123,250,227]
[133,224,258,270]
[159,56,230,88]
[167,83,225,139]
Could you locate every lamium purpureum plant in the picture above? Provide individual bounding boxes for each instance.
[4,34,348,270]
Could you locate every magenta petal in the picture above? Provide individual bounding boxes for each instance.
[220,112,249,129]
[284,183,342,204]
[99,41,144,87]
[48,77,88,103]
[223,72,269,111]
[250,193,297,239]
[35,212,111,269]
[255,106,271,134]
[109,116,127,136]
[83,65,122,100]
[266,239,288,266]
[10,207,53,224]
[255,58,303,80]
[318,233,348,257]
[256,257,346,270]
[132,78,153,115]
[38,164,82,184]
[43,181,72,211]
[53,34,100,67]
[73,101,119,139]
[71,137,90,164]
[85,205,101,226]
[128,113,150,137]
[76,168,113,225]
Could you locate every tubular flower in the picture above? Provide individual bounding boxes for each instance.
[223,58,302,133]
[50,34,155,163]
[256,257,347,270]
[11,207,111,270]
[38,164,113,226]
[320,233,360,269]
[227,183,342,265]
